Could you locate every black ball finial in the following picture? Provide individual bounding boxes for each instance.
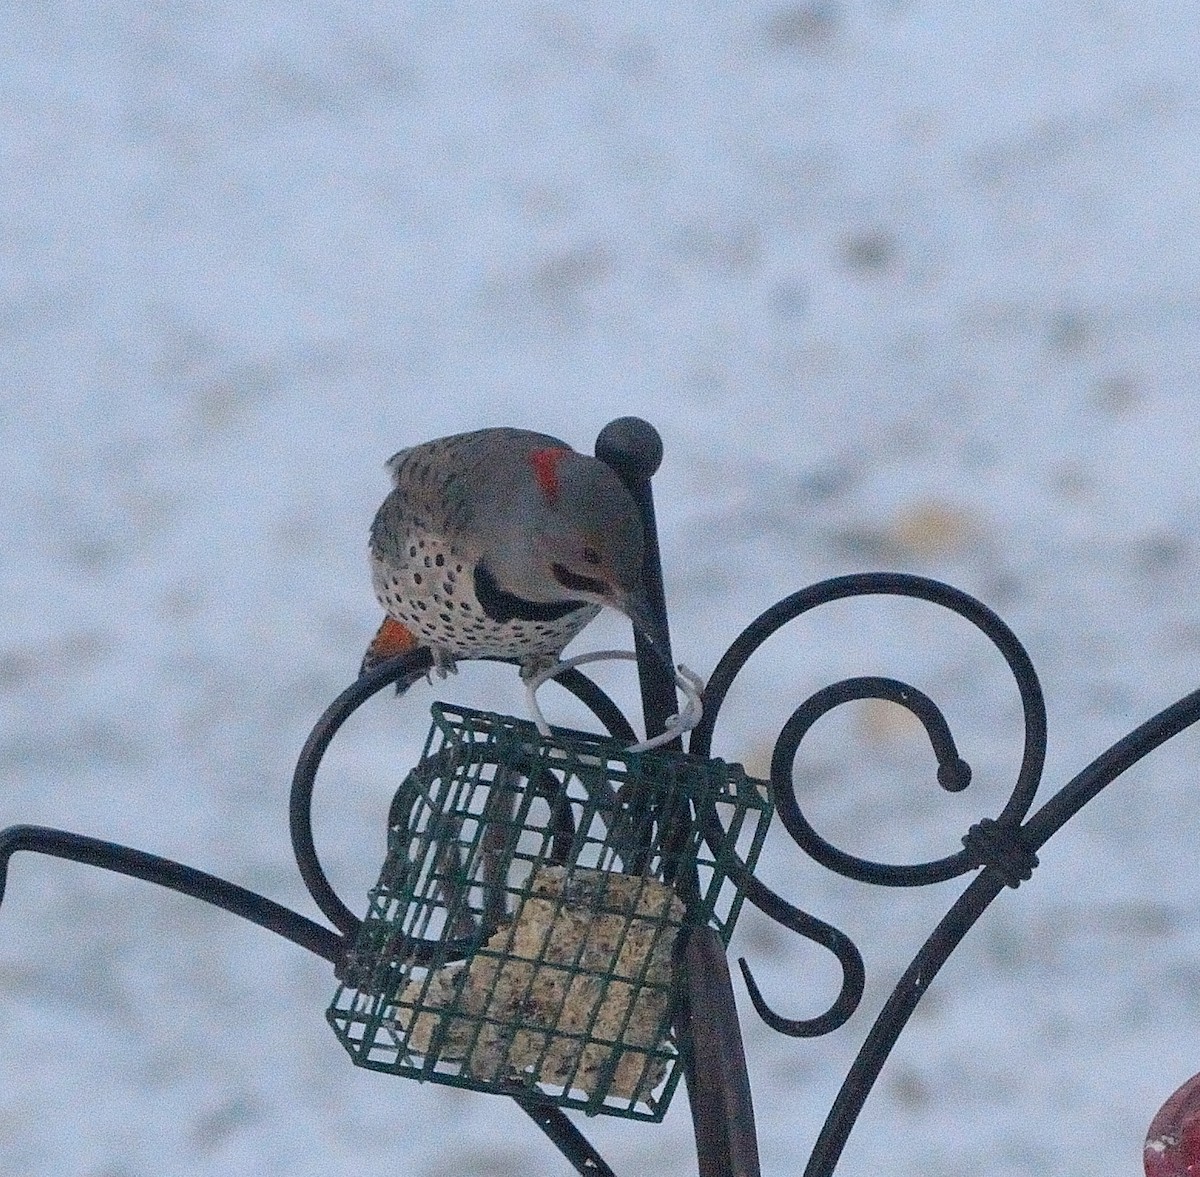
[594,417,664,481]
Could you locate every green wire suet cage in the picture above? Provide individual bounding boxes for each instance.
[327,703,772,1120]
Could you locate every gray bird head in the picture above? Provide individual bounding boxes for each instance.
[480,446,671,664]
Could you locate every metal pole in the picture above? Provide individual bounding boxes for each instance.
[596,418,760,1177]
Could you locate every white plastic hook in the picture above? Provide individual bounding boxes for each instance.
[522,651,705,753]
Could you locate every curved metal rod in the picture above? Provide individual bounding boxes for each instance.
[0,824,344,964]
[0,829,614,1177]
[289,653,638,1177]
[691,574,1047,836]
[770,676,976,887]
[692,806,865,1037]
[733,867,866,1037]
[805,866,1007,1177]
[784,676,972,793]
[1022,685,1200,851]
[803,683,1200,1177]
[547,664,641,745]
[290,652,640,944]
[291,650,433,939]
[686,575,1044,1038]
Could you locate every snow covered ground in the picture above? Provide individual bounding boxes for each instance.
[3,2,1200,1173]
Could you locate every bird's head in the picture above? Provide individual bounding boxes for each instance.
[482,446,671,664]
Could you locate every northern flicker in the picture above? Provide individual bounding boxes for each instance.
[361,428,664,689]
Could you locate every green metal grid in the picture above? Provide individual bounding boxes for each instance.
[328,703,772,1121]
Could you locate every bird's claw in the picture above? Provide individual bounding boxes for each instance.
[518,654,564,682]
[425,647,460,684]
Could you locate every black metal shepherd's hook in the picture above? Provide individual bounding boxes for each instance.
[5,415,1200,1177]
[0,417,761,1177]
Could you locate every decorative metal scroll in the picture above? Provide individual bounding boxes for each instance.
[2,415,1200,1177]
[685,568,1200,1177]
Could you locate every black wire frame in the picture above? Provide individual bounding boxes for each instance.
[685,567,1200,1176]
[2,416,1200,1177]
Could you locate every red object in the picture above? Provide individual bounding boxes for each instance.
[527,446,570,504]
[1146,1072,1200,1175]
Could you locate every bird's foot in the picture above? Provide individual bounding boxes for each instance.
[359,618,440,697]
[427,646,460,683]
[518,653,564,682]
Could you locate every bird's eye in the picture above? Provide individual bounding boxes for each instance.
[582,546,601,565]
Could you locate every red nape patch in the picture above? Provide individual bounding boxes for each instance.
[528,446,571,504]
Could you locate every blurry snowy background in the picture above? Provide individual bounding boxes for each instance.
[3,2,1200,1174]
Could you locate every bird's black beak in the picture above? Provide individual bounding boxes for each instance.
[615,585,674,677]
